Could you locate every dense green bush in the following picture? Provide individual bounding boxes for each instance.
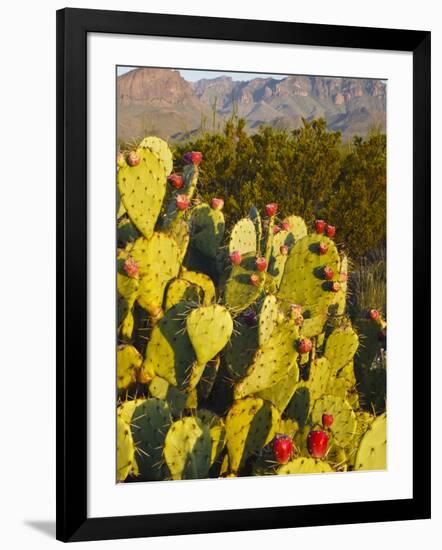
[173,117,386,264]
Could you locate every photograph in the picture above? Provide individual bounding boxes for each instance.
[115,66,387,483]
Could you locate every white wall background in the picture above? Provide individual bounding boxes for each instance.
[0,0,439,548]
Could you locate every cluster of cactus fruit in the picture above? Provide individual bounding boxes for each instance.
[116,136,387,482]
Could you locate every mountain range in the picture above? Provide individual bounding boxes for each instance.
[117,68,386,143]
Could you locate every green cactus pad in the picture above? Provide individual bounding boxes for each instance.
[117,415,137,481]
[249,205,262,254]
[117,344,143,391]
[285,384,311,429]
[165,278,201,310]
[224,317,259,380]
[164,416,212,480]
[117,148,167,239]
[277,234,340,319]
[181,268,216,305]
[354,413,387,471]
[257,364,300,412]
[196,410,226,465]
[335,254,348,316]
[224,254,265,313]
[197,356,220,401]
[300,312,328,338]
[139,136,173,175]
[311,394,357,446]
[225,397,280,473]
[129,233,181,316]
[282,215,308,242]
[117,218,139,247]
[148,376,187,417]
[169,218,190,263]
[144,302,196,389]
[130,398,172,480]
[117,398,146,425]
[268,229,297,287]
[279,418,299,438]
[186,304,233,365]
[307,357,332,402]
[190,203,225,259]
[234,320,299,398]
[258,294,280,346]
[117,269,138,339]
[228,218,257,256]
[324,324,359,375]
[277,457,333,475]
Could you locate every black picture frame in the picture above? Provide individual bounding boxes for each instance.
[56,7,431,542]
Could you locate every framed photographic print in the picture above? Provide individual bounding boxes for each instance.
[56,8,431,542]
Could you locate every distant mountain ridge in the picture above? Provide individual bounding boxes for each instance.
[117,68,386,143]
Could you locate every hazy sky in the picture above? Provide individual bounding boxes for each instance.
[117,66,287,81]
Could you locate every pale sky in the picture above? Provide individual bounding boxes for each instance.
[117,66,286,82]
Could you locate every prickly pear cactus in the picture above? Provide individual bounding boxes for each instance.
[115,135,387,483]
[118,148,167,239]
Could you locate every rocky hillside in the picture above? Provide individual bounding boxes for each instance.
[117,68,386,143]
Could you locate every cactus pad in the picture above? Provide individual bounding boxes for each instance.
[225,397,280,473]
[148,376,187,417]
[181,268,216,304]
[190,203,225,259]
[224,254,265,313]
[196,409,226,464]
[117,344,143,391]
[311,394,357,446]
[277,457,333,475]
[129,233,181,316]
[186,304,233,365]
[164,416,212,480]
[277,234,340,320]
[258,294,279,346]
[354,413,387,471]
[144,302,196,389]
[229,218,257,255]
[257,364,300,412]
[324,324,359,375]
[139,136,173,175]
[130,398,172,480]
[165,278,201,310]
[117,148,167,239]
[234,320,299,398]
[224,317,259,380]
[117,415,137,481]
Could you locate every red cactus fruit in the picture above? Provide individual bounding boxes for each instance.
[123,257,138,278]
[183,151,203,165]
[280,244,289,255]
[175,194,189,211]
[323,266,334,280]
[229,250,242,266]
[273,435,294,465]
[255,257,267,272]
[127,151,141,167]
[290,304,302,317]
[211,197,224,210]
[265,203,278,217]
[307,430,329,458]
[250,274,260,286]
[297,338,313,354]
[322,413,334,429]
[370,309,380,321]
[319,242,328,255]
[325,224,336,238]
[331,281,341,292]
[167,173,184,189]
[273,225,281,234]
[315,219,326,234]
[282,219,291,231]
